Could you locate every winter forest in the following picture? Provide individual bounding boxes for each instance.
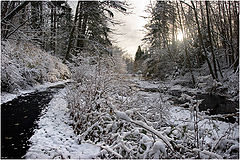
[1,0,239,159]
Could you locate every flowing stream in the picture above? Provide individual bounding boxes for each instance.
[138,82,238,123]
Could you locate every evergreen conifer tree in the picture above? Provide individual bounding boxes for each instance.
[135,45,144,61]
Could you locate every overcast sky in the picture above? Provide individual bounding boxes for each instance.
[68,0,150,59]
[110,0,150,59]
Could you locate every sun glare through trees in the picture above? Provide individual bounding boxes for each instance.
[176,31,184,41]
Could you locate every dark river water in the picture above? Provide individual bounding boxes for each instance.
[1,88,58,159]
[169,90,239,123]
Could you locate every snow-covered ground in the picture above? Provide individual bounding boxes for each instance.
[129,76,239,158]
[23,74,238,159]
[1,79,72,104]
[1,40,71,94]
[24,88,100,159]
[134,77,239,134]
[169,105,239,137]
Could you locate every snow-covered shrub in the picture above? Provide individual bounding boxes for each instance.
[1,40,71,92]
[166,98,239,159]
[66,50,238,159]
[66,51,173,158]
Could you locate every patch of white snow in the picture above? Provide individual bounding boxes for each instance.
[24,88,100,159]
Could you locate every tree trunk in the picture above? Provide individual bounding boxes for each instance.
[65,1,80,61]
[53,5,57,53]
[228,2,235,66]
[1,1,29,22]
[78,13,88,50]
[31,2,38,30]
[191,1,215,79]
[177,2,195,86]
[50,5,56,53]
[219,2,229,66]
[199,1,206,27]
[171,16,177,58]
[205,1,218,79]
[223,2,233,66]
[76,2,83,50]
[76,2,88,51]
[1,1,29,40]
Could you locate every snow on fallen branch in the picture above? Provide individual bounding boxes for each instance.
[114,110,174,151]
[193,149,223,159]
[131,120,174,151]
[91,143,123,159]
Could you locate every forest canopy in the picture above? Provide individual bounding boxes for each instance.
[134,1,239,82]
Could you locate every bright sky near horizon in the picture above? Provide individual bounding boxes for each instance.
[111,0,150,59]
[68,0,150,59]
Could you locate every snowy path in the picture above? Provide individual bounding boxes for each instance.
[25,88,100,159]
[1,80,72,159]
[1,89,56,158]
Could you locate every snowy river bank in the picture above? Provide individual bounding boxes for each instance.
[1,76,238,159]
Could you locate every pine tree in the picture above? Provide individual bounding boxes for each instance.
[135,46,144,61]
[65,1,128,60]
